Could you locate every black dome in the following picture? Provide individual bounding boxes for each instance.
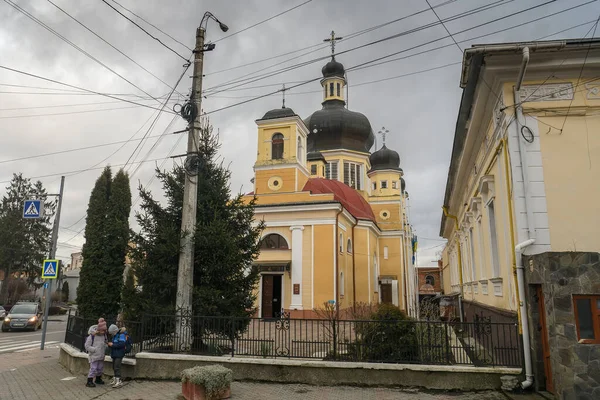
[307,151,326,163]
[304,100,375,153]
[260,107,296,121]
[369,145,401,172]
[322,58,345,78]
[401,177,406,192]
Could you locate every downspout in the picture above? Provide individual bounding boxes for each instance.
[351,220,358,312]
[442,206,464,323]
[513,46,536,390]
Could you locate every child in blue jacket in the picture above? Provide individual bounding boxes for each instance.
[107,324,128,388]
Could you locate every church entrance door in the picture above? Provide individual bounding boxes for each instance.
[381,283,393,304]
[261,274,282,319]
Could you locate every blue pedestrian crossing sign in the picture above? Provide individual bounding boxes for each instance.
[23,199,43,219]
[42,260,58,279]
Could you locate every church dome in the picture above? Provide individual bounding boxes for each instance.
[304,101,375,153]
[369,145,401,172]
[321,58,345,78]
[401,177,406,192]
[260,107,296,121]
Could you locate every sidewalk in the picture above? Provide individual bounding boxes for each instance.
[0,347,550,400]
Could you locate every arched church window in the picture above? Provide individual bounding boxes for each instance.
[330,82,334,96]
[340,271,345,296]
[339,233,344,252]
[425,275,435,286]
[337,83,341,97]
[260,233,289,250]
[271,133,284,160]
[347,239,352,253]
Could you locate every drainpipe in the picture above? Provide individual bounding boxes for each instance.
[514,46,536,390]
[442,206,464,323]
[351,220,358,312]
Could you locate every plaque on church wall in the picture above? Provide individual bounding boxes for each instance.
[585,82,600,99]
[518,83,573,103]
[293,284,300,295]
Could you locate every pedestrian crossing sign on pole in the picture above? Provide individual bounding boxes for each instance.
[23,199,43,219]
[42,260,58,279]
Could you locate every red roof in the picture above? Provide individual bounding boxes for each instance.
[302,178,376,222]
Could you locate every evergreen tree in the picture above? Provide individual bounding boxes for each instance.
[0,174,55,303]
[76,167,131,319]
[61,281,70,303]
[129,123,263,327]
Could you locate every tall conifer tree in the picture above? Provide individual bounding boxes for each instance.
[77,167,131,318]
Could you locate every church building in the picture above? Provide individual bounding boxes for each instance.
[244,47,416,319]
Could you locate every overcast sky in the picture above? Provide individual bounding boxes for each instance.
[0,0,597,265]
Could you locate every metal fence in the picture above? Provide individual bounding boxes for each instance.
[65,313,522,367]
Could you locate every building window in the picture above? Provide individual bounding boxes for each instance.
[340,271,345,297]
[271,133,284,160]
[372,182,377,190]
[477,218,486,279]
[325,161,339,180]
[425,275,435,286]
[337,83,341,96]
[347,239,352,253]
[469,228,477,282]
[392,181,398,189]
[384,246,389,260]
[330,82,334,96]
[381,180,388,189]
[343,162,362,189]
[487,199,500,277]
[339,233,344,252]
[310,164,317,175]
[297,137,303,162]
[260,233,289,250]
[574,295,600,344]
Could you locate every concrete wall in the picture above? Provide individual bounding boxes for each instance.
[524,252,600,399]
[59,343,519,391]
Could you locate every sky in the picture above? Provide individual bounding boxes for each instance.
[0,0,598,266]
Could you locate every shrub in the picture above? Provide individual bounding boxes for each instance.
[349,304,419,363]
[181,365,232,399]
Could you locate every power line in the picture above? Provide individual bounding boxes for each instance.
[0,97,176,111]
[3,0,160,102]
[0,105,141,119]
[46,0,184,97]
[108,0,193,51]
[213,0,313,43]
[0,65,178,114]
[100,0,189,61]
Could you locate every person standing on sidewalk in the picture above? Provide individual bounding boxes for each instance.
[84,322,107,387]
[108,324,128,388]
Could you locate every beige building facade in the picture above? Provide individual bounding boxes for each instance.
[440,39,600,398]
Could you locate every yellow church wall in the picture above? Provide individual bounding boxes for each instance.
[302,225,313,309]
[246,191,335,206]
[368,171,403,197]
[353,226,373,304]
[313,224,335,308]
[256,125,294,163]
[254,168,297,194]
[369,202,403,230]
[322,77,346,103]
[369,229,379,304]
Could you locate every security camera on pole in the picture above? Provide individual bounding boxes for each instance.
[175,12,228,352]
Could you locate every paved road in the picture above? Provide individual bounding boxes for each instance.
[0,317,66,354]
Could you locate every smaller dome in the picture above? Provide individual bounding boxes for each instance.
[321,58,345,78]
[369,145,401,172]
[307,151,326,163]
[401,177,406,192]
[260,107,296,121]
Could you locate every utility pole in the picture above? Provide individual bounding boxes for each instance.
[41,176,65,350]
[175,12,228,352]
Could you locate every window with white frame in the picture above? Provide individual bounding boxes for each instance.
[339,233,344,252]
[392,181,398,189]
[325,161,339,180]
[340,271,345,296]
[343,162,362,190]
[487,199,500,277]
[384,246,389,259]
[469,228,477,282]
[372,182,377,190]
[347,239,353,253]
[477,217,486,279]
[381,180,388,189]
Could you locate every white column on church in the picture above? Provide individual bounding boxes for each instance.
[290,225,304,309]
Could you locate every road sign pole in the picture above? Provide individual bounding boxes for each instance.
[41,176,65,350]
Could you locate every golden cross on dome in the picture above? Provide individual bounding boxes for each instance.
[281,83,286,108]
[323,30,343,58]
[378,127,389,146]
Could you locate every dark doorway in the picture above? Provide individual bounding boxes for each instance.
[381,283,393,304]
[261,274,282,319]
[535,285,553,393]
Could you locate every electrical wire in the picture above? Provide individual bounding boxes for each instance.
[213,0,313,43]
[0,65,179,114]
[99,0,189,61]
[108,0,192,52]
[3,0,160,103]
[46,0,184,97]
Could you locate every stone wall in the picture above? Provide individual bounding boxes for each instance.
[524,252,600,399]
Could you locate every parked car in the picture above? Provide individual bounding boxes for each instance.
[0,306,5,320]
[2,303,42,332]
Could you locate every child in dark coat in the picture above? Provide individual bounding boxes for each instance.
[108,324,128,388]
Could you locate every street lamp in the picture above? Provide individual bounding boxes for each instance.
[175,12,228,352]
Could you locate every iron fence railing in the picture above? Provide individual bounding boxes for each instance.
[64,312,522,367]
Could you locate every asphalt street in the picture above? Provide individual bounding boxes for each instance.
[0,315,66,354]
